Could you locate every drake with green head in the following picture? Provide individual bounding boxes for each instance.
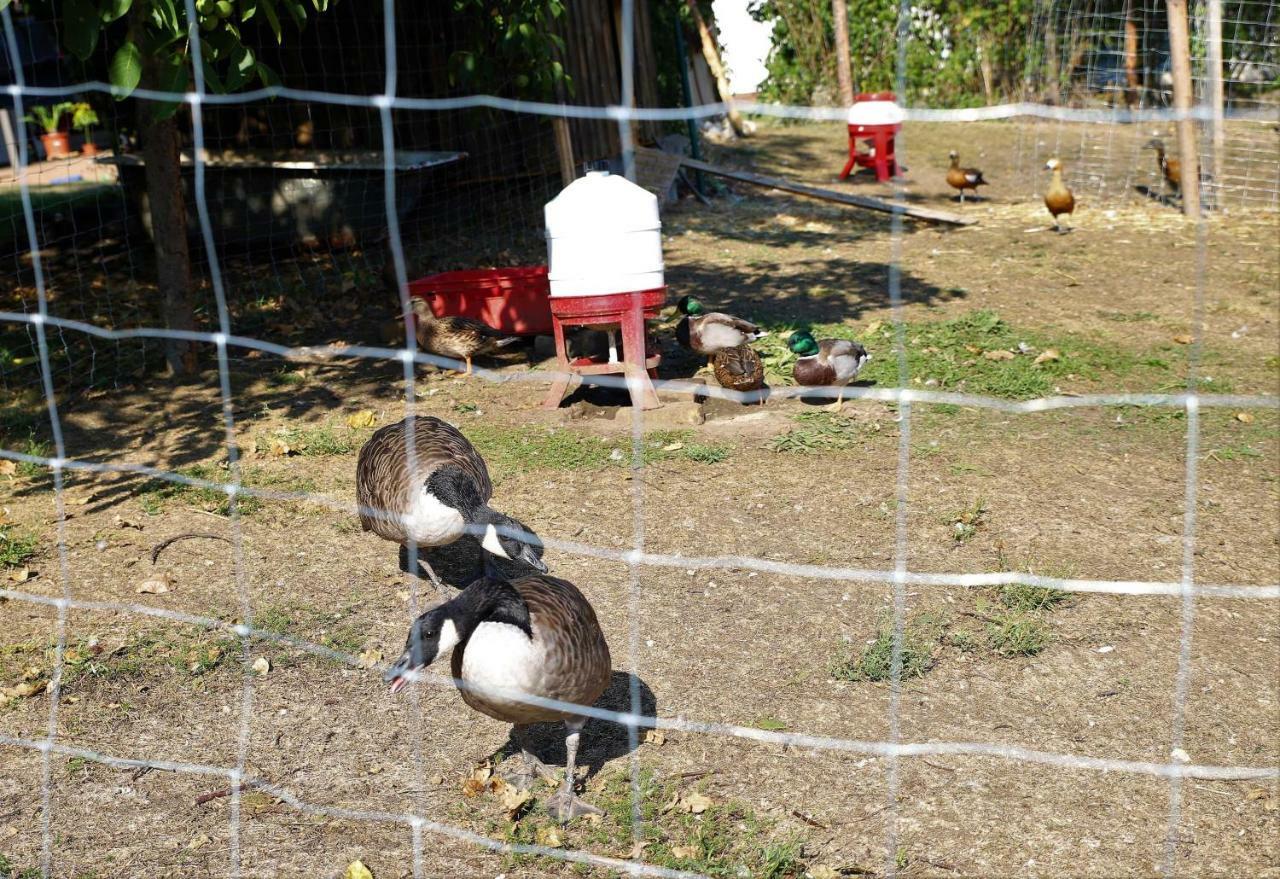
[674,295,767,366]
[788,330,871,412]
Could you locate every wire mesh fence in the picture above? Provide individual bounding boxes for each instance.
[1,0,1279,877]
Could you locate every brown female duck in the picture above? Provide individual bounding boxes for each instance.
[712,343,765,404]
[384,574,612,822]
[411,299,521,375]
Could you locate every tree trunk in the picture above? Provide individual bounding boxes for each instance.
[684,0,747,137]
[978,33,995,105]
[141,111,198,375]
[1166,0,1200,218]
[831,0,854,106]
[1123,1,1140,108]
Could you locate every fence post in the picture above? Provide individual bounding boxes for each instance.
[832,0,854,106]
[1166,0,1200,219]
[1206,0,1225,191]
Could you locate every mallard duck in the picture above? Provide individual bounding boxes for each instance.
[357,416,547,592]
[384,573,612,822]
[712,344,765,404]
[674,296,767,366]
[946,151,987,202]
[1144,138,1182,192]
[789,330,870,412]
[411,299,521,375]
[1043,158,1075,232]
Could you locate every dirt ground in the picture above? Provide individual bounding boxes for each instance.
[2,121,1278,879]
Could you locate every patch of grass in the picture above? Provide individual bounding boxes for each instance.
[946,497,988,544]
[831,611,944,682]
[986,612,1051,657]
[66,755,89,778]
[999,582,1069,613]
[1206,443,1264,462]
[758,309,1158,400]
[10,434,52,479]
[1099,310,1157,322]
[137,464,314,516]
[59,631,238,688]
[0,852,42,879]
[0,527,37,568]
[464,425,616,475]
[753,716,788,731]
[257,424,355,457]
[946,629,980,652]
[769,411,863,453]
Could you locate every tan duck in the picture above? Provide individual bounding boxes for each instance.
[712,343,765,404]
[789,330,870,412]
[674,296,767,366]
[411,299,521,375]
[1043,158,1076,232]
[946,151,988,202]
[384,574,612,822]
[356,416,546,592]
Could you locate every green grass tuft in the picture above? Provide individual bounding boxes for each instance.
[831,612,943,682]
[769,411,863,453]
[0,527,37,568]
[986,612,1051,657]
[999,582,1069,612]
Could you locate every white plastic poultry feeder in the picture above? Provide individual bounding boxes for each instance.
[544,170,664,297]
[540,170,667,412]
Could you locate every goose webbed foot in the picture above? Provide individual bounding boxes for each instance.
[400,544,451,597]
[545,789,604,823]
[498,749,560,792]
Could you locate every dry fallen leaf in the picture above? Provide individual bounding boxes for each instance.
[251,656,271,676]
[8,567,30,584]
[6,680,46,699]
[461,778,486,798]
[627,840,652,860]
[983,349,1016,361]
[470,763,493,783]
[185,833,212,851]
[678,791,713,814]
[496,780,532,819]
[240,791,276,813]
[535,826,563,848]
[661,442,684,452]
[343,861,374,879]
[357,648,384,670]
[136,571,175,595]
[809,867,841,879]
[643,729,666,746]
[670,845,699,860]
[0,461,15,477]
[346,410,377,429]
[1173,333,1194,345]
[1235,412,1255,424]
[1245,787,1270,801]
[1034,348,1061,364]
[963,344,982,354]
[269,438,293,457]
[864,320,883,335]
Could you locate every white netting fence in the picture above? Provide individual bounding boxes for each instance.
[2,0,1279,877]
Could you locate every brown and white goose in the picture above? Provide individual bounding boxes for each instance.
[356,416,546,591]
[384,574,612,822]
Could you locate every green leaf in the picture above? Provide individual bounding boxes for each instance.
[63,0,101,60]
[108,41,143,99]
[0,0,10,13]
[101,0,133,24]
[151,57,190,119]
[223,45,256,92]
[200,57,224,93]
[260,0,283,42]
[241,0,257,21]
[254,61,281,90]
[280,0,307,30]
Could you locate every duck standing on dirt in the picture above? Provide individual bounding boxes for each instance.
[356,416,546,593]
[674,295,767,368]
[384,573,612,822]
[712,343,766,404]
[946,151,987,203]
[789,330,870,412]
[1043,158,1075,232]
[411,299,521,376]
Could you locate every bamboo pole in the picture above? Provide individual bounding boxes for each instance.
[552,117,575,187]
[1206,0,1225,189]
[1123,0,1140,109]
[1166,0,1200,218]
[684,0,748,137]
[832,0,854,106]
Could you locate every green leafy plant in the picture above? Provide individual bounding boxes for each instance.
[70,102,99,135]
[23,102,75,134]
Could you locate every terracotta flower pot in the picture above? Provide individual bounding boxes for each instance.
[80,141,98,157]
[40,131,71,159]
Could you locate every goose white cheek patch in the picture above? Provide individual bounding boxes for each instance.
[437,618,461,656]
[481,523,511,559]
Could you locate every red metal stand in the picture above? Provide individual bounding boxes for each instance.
[839,92,902,183]
[542,288,666,411]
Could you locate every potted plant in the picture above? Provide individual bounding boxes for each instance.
[71,102,100,156]
[24,102,75,159]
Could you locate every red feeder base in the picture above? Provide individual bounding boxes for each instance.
[543,288,666,411]
[839,92,902,183]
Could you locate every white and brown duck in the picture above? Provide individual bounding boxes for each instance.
[384,573,612,822]
[356,416,546,592]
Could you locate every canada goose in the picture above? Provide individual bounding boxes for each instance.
[946,151,988,202]
[384,574,612,822]
[411,299,521,376]
[1043,158,1076,232]
[789,331,871,412]
[711,343,765,404]
[675,296,767,367]
[357,416,546,591]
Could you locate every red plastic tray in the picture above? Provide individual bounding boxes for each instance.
[407,266,552,336]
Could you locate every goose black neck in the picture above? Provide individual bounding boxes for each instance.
[445,576,533,642]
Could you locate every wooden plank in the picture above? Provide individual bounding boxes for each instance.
[674,155,976,226]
